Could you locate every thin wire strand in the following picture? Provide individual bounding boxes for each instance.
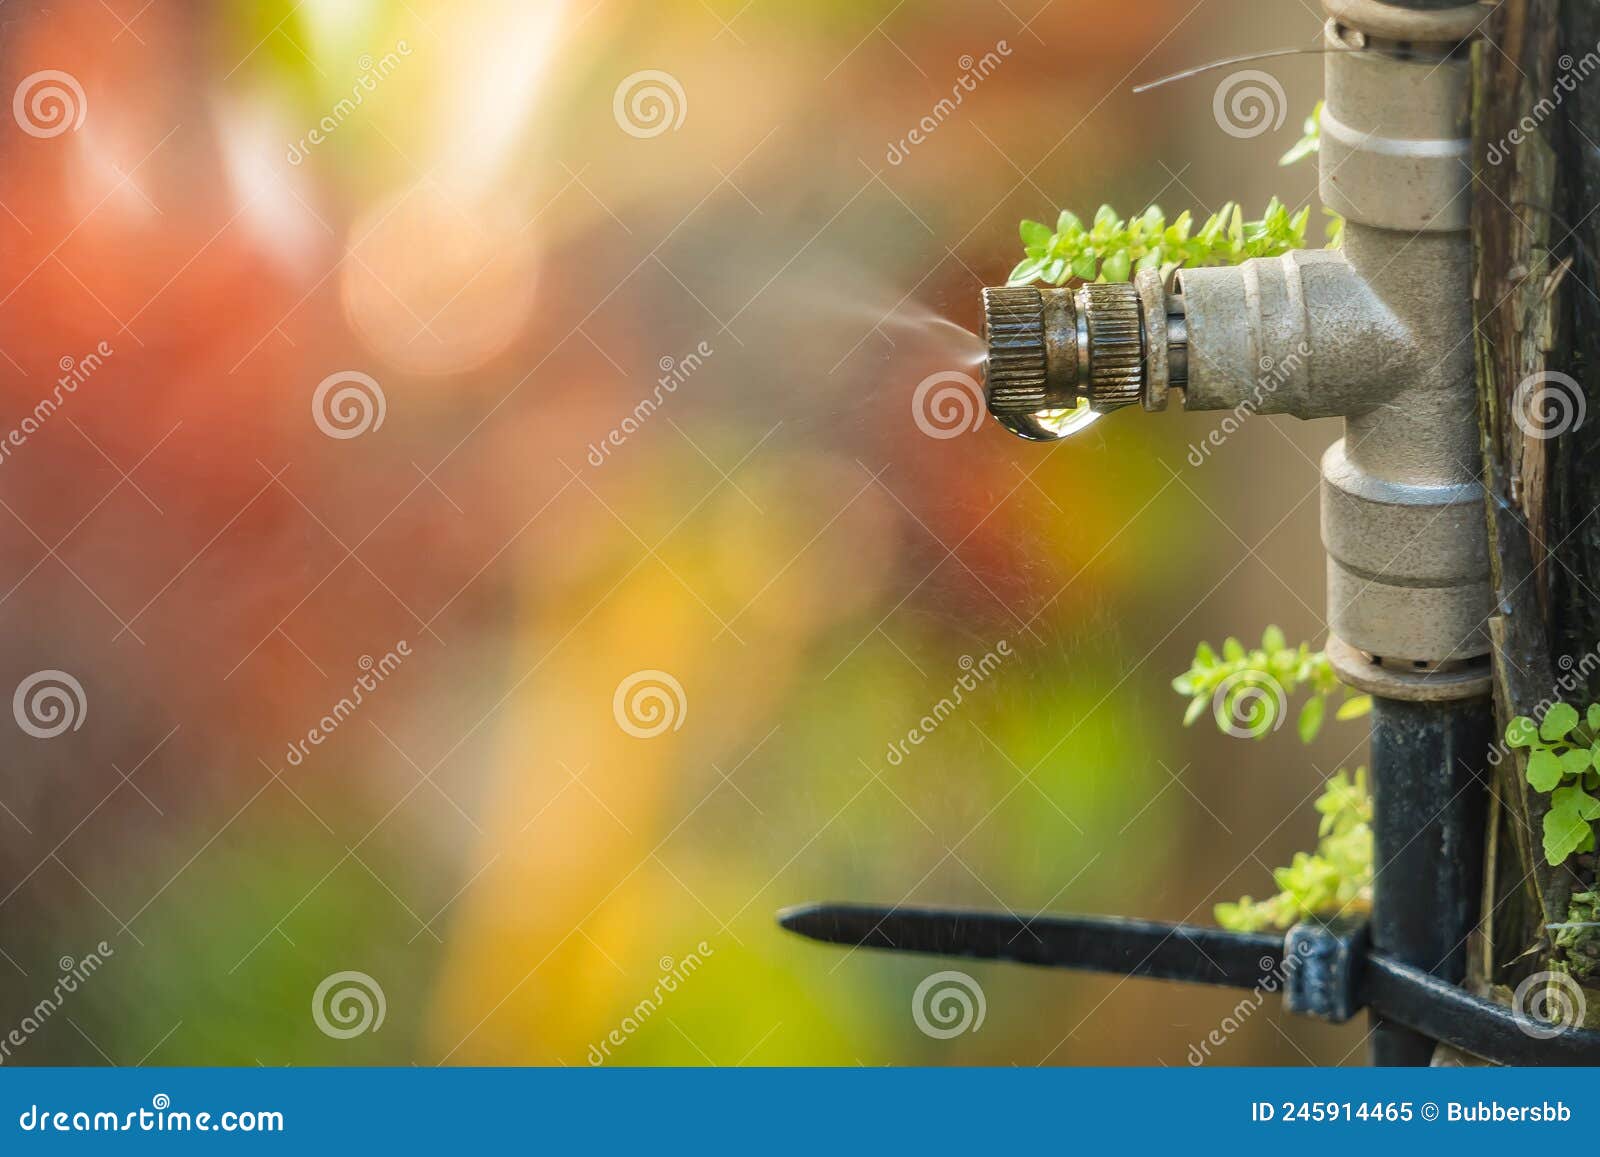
[1132,47,1331,94]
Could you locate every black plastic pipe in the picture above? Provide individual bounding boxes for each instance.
[1367,695,1493,1065]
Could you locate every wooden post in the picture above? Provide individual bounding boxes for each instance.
[1471,0,1599,1020]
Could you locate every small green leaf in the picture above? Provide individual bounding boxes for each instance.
[1183,695,1207,727]
[1056,209,1082,234]
[1007,257,1047,285]
[1553,784,1600,820]
[1100,251,1131,283]
[1222,637,1245,662]
[1262,625,1286,653]
[1542,702,1580,742]
[1020,219,1052,248]
[1544,803,1595,866]
[1587,704,1600,732]
[1335,695,1372,722]
[1279,138,1316,168]
[1562,747,1594,775]
[1528,749,1565,793]
[1298,696,1325,745]
[1506,716,1538,748]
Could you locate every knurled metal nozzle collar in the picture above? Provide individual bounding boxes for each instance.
[982,282,1146,419]
[1079,282,1143,412]
[982,286,1054,417]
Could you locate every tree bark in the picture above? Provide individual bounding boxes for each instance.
[1472,0,1598,1006]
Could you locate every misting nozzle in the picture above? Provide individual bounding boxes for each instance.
[981,271,1184,441]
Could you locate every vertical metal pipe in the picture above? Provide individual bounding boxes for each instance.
[1367,695,1492,1065]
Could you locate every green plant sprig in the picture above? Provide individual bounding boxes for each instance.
[1506,704,1600,866]
[1171,626,1371,745]
[1279,99,1323,168]
[1171,628,1374,933]
[1215,768,1373,933]
[1008,200,1313,289]
[1008,103,1343,292]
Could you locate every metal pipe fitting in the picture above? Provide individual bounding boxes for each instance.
[978,0,1490,697]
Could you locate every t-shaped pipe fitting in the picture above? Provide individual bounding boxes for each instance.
[979,0,1490,699]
